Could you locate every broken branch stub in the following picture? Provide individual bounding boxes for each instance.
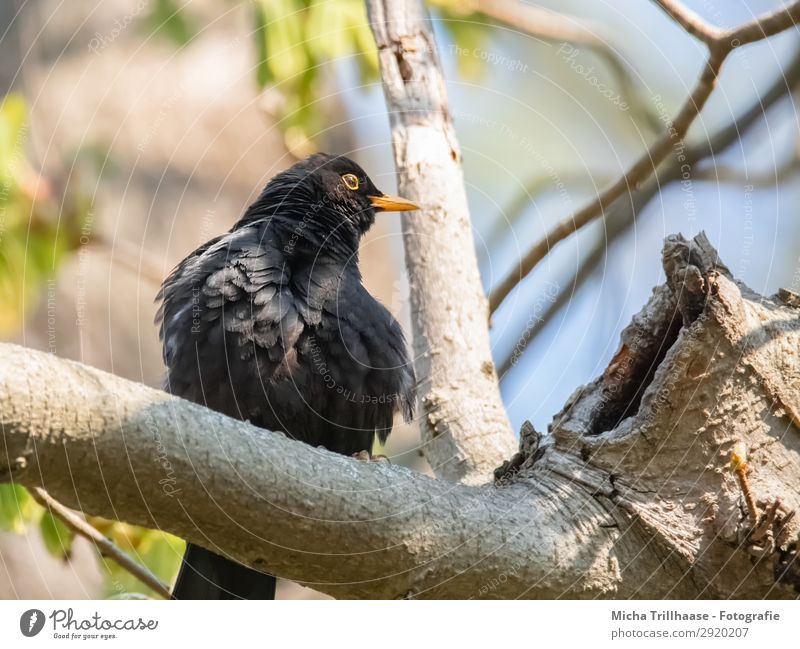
[525,232,800,596]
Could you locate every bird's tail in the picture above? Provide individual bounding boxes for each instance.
[172,543,276,600]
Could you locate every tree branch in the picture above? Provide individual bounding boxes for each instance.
[463,0,610,50]
[29,487,171,599]
[0,343,623,599]
[498,48,800,373]
[488,1,800,313]
[366,0,516,483]
[481,169,611,263]
[653,0,723,44]
[729,2,800,47]
[488,51,723,312]
[657,0,800,50]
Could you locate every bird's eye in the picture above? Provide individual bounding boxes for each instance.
[342,174,359,191]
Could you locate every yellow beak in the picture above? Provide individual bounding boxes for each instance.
[369,194,420,212]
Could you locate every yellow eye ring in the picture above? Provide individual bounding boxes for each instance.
[342,173,359,190]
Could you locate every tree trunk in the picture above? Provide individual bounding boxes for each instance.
[366,0,517,484]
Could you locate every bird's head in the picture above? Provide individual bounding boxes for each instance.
[241,153,419,258]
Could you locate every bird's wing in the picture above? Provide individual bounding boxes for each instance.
[354,301,416,426]
[156,224,306,406]
[322,286,416,436]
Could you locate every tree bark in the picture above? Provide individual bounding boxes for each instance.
[366,0,516,484]
[2,234,799,598]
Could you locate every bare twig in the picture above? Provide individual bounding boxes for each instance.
[497,49,800,371]
[497,225,610,379]
[730,2,800,47]
[653,0,722,44]
[29,487,172,599]
[488,52,722,312]
[694,159,800,186]
[481,169,610,258]
[657,0,800,47]
[459,0,607,50]
[488,1,800,314]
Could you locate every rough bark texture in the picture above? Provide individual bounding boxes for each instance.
[548,234,800,598]
[366,0,516,484]
[2,234,799,598]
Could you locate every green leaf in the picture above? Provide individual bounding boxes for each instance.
[0,93,27,187]
[39,510,75,560]
[0,229,35,333]
[249,0,381,150]
[137,530,184,585]
[306,0,347,62]
[349,5,379,80]
[263,0,309,82]
[99,528,183,598]
[253,1,273,88]
[144,0,196,47]
[444,19,492,80]
[0,484,34,533]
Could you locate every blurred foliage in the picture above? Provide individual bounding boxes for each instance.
[0,93,89,335]
[0,485,73,562]
[90,518,184,599]
[0,483,182,598]
[252,0,381,155]
[248,0,488,155]
[0,93,182,598]
[143,0,197,47]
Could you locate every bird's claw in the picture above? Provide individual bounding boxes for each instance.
[351,450,390,463]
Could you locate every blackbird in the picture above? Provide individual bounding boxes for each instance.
[156,153,418,599]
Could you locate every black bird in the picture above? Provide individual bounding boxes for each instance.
[156,153,418,599]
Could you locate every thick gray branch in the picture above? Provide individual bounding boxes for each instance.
[0,344,621,599]
[366,0,516,483]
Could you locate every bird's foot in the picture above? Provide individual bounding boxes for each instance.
[351,450,391,463]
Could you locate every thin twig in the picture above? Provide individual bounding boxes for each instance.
[694,159,800,186]
[481,169,610,258]
[460,0,606,50]
[729,2,800,47]
[653,0,722,44]
[498,50,800,371]
[488,1,800,314]
[497,226,610,379]
[29,487,172,599]
[488,51,723,313]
